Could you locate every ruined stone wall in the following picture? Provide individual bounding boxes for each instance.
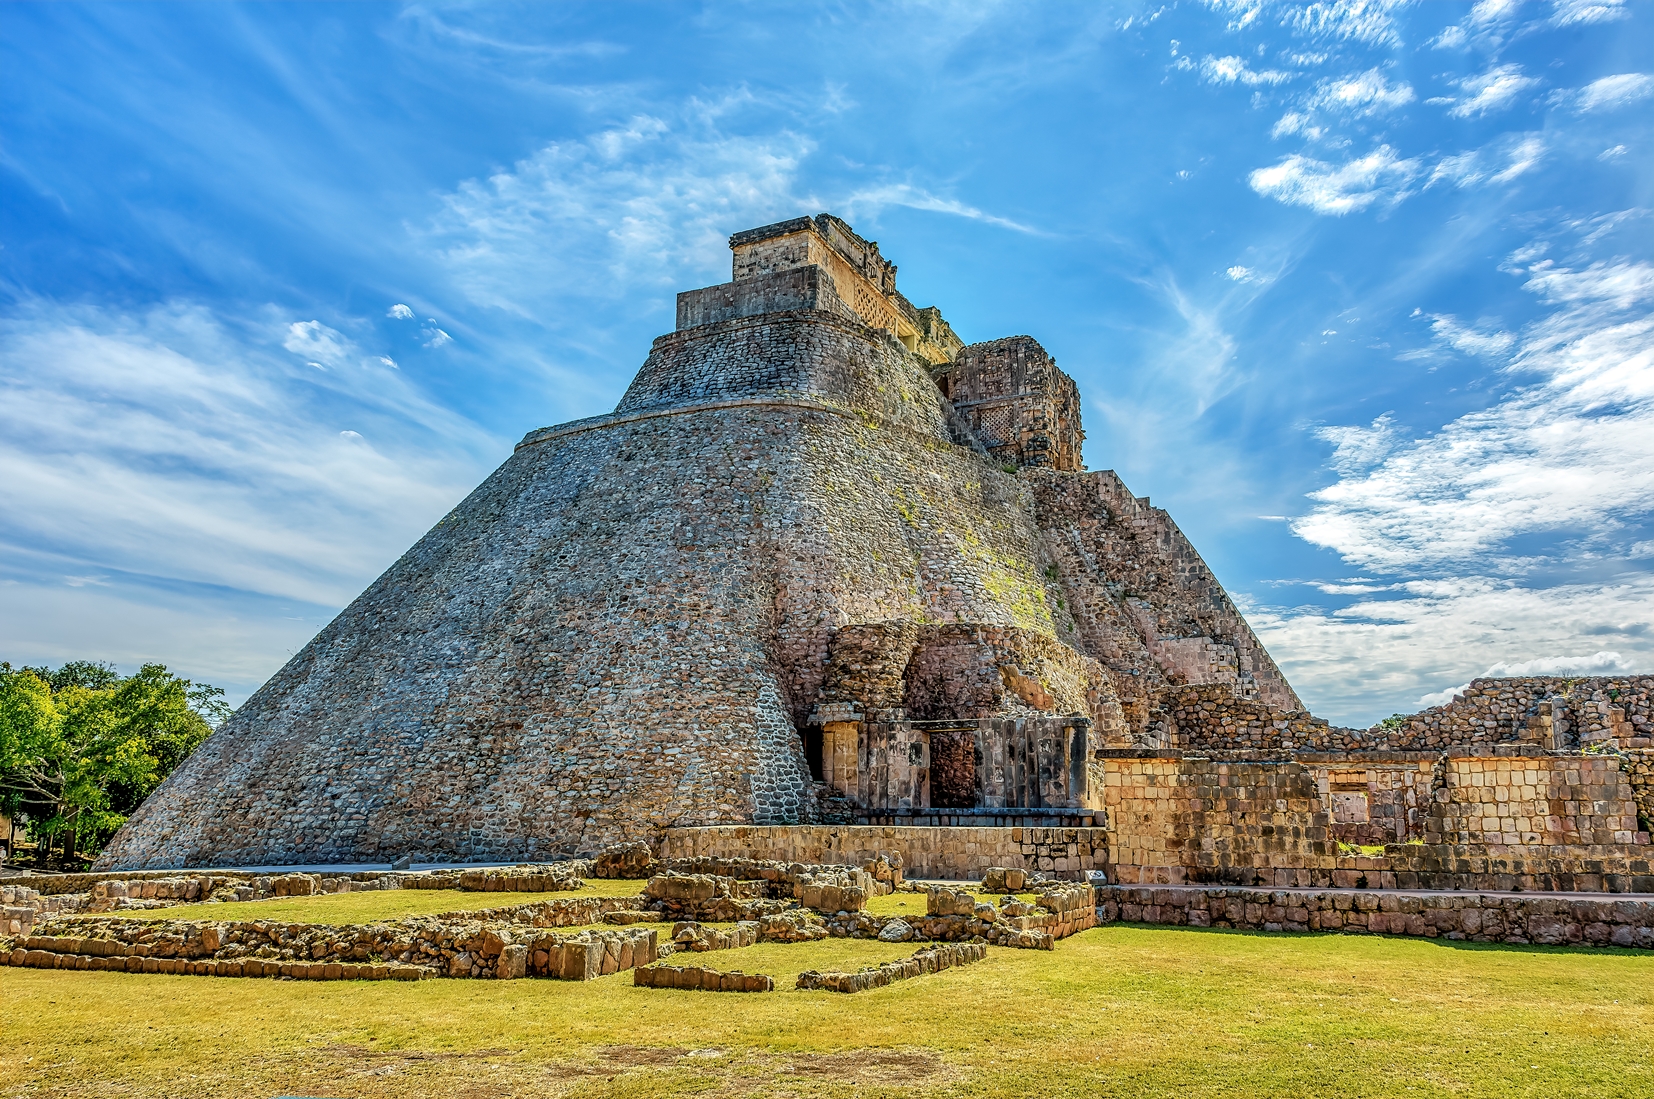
[660,824,1106,881]
[1166,676,1654,756]
[1100,757,1335,887]
[1388,677,1654,751]
[936,337,1084,472]
[1166,685,1361,751]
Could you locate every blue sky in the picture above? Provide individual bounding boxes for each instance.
[1,1,1650,726]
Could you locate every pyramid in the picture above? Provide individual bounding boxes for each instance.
[99,215,1299,869]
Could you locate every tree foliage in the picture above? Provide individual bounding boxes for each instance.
[0,661,229,866]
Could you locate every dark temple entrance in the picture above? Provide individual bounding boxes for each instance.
[927,726,977,809]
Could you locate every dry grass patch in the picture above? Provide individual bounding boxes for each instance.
[6,926,1652,1098]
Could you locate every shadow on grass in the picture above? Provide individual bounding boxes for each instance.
[1095,921,1654,958]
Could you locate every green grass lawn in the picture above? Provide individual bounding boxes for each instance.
[99,881,651,925]
[7,925,1651,1098]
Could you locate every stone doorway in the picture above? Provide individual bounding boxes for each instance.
[928,727,977,808]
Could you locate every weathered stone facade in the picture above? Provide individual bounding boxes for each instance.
[99,214,1300,871]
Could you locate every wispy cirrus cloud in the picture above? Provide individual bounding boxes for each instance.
[1249,145,1420,214]
[1428,133,1545,188]
[1271,68,1414,142]
[1208,0,1411,47]
[0,301,495,608]
[1428,63,1542,118]
[1184,53,1294,85]
[1552,72,1654,113]
[422,106,1033,319]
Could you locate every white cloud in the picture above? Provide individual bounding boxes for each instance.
[423,108,1028,319]
[422,327,453,349]
[0,302,495,610]
[426,111,811,317]
[1434,64,1541,118]
[1426,314,1516,357]
[387,304,415,320]
[1291,250,1654,574]
[1431,0,1523,50]
[1600,144,1628,160]
[1198,55,1293,86]
[282,319,353,369]
[1252,580,1654,724]
[1551,0,1629,25]
[1428,134,1545,188]
[1248,145,1420,215]
[1280,1,1409,48]
[836,183,1037,233]
[1564,73,1654,113]
[1271,111,1326,140]
[1309,68,1415,115]
[1226,266,1255,282]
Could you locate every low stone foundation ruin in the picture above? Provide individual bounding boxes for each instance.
[1098,884,1654,948]
[795,942,988,993]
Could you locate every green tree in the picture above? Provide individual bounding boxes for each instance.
[0,661,227,867]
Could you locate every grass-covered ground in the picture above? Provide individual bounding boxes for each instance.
[106,880,651,925]
[7,925,1651,1098]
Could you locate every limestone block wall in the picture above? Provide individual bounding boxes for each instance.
[1428,755,1646,847]
[1099,757,1334,886]
[660,825,1106,880]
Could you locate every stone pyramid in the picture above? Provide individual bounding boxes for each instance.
[99,215,1299,869]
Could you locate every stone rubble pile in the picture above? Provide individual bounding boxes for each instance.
[671,920,759,952]
[457,865,586,893]
[641,873,792,922]
[592,842,655,879]
[755,910,830,942]
[633,962,775,991]
[795,942,987,993]
[652,853,899,896]
[979,866,1028,892]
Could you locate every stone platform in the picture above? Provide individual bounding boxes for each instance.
[1098,883,1654,948]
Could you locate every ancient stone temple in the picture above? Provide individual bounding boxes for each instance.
[100,214,1301,869]
[98,215,1654,888]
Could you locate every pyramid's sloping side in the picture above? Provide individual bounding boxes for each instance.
[98,310,1090,869]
